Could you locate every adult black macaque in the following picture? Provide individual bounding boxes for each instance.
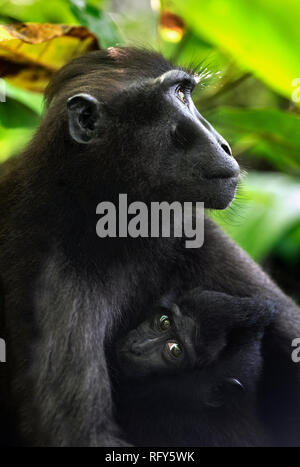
[0,47,299,446]
[112,290,276,446]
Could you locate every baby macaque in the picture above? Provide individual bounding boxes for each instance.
[112,289,276,447]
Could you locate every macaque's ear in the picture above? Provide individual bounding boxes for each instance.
[206,377,245,408]
[67,93,101,144]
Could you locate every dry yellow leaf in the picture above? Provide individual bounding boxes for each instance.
[0,23,99,93]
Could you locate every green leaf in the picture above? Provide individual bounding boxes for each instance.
[0,97,39,161]
[0,126,34,163]
[0,0,76,23]
[205,107,300,171]
[4,81,44,115]
[0,97,39,128]
[275,223,300,264]
[212,172,300,261]
[172,0,300,99]
[70,1,123,47]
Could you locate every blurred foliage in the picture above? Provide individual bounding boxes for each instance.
[170,0,300,100]
[70,1,122,47]
[205,108,300,174]
[211,172,300,262]
[0,0,300,287]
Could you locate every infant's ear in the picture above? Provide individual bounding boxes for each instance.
[223,377,245,392]
[206,377,245,408]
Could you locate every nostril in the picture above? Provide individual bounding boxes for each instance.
[221,143,232,156]
[130,343,142,356]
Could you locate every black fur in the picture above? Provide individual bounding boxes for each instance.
[0,48,299,446]
[112,290,276,446]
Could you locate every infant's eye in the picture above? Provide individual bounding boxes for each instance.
[167,341,183,358]
[159,314,171,331]
[177,87,186,103]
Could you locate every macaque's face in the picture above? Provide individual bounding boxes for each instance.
[116,302,247,407]
[117,304,197,378]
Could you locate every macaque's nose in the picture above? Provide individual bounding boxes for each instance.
[130,341,143,356]
[130,338,160,356]
[220,141,232,156]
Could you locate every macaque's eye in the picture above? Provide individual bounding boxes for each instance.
[166,341,183,358]
[159,314,171,331]
[177,86,187,104]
